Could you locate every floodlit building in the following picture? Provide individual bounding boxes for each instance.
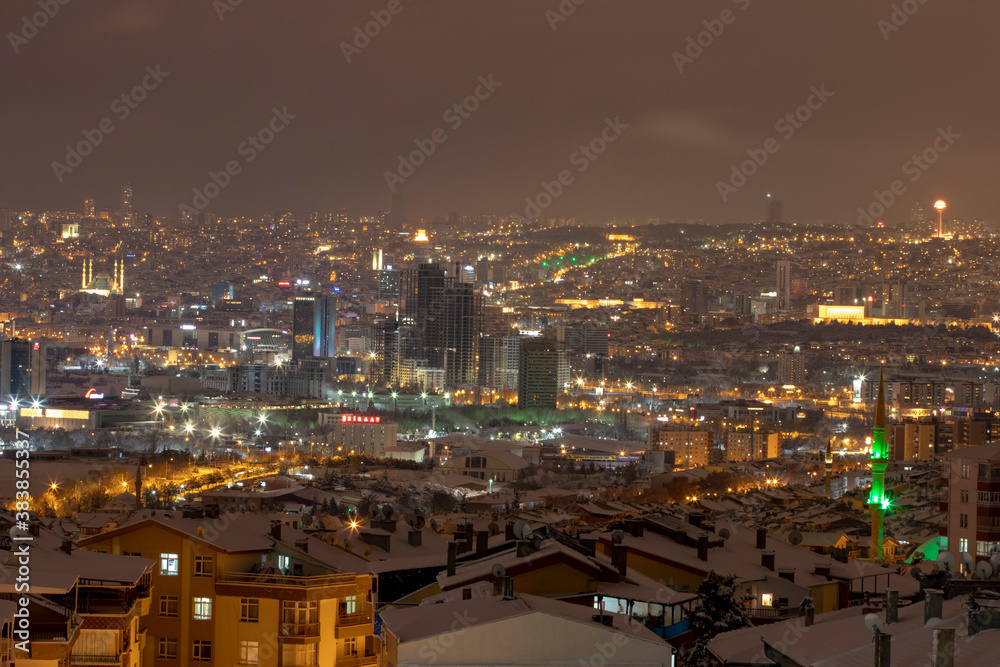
[648,427,712,468]
[79,513,377,667]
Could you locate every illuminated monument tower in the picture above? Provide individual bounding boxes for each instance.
[934,199,947,238]
[867,367,889,562]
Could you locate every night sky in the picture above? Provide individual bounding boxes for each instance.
[2,0,997,225]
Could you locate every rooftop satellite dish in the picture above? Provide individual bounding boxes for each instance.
[910,567,923,580]
[718,528,731,540]
[990,552,1000,570]
[316,520,325,530]
[975,561,994,580]
[961,552,975,574]
[492,563,507,579]
[302,514,313,527]
[612,530,625,545]
[513,520,532,539]
[488,522,500,536]
[937,552,957,573]
[788,531,803,546]
[863,613,884,635]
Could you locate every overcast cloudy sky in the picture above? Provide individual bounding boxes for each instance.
[2,0,997,226]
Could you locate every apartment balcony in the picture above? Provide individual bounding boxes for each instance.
[217,571,360,601]
[69,654,122,665]
[280,622,320,638]
[335,613,373,640]
[337,653,378,667]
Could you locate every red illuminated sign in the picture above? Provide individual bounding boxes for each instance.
[341,414,381,424]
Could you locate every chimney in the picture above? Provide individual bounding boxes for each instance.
[447,541,458,577]
[611,544,628,576]
[688,512,702,529]
[270,520,282,540]
[761,551,775,571]
[925,589,944,623]
[625,519,644,537]
[581,537,597,557]
[462,588,472,600]
[456,539,470,555]
[295,538,309,553]
[505,522,515,540]
[464,523,474,544]
[886,589,898,625]
[476,530,489,559]
[874,632,891,667]
[408,529,422,547]
[756,528,767,549]
[61,538,73,555]
[932,627,954,667]
[804,606,815,626]
[697,536,708,562]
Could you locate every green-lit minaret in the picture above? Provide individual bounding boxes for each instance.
[867,366,889,562]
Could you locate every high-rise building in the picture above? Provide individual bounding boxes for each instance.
[941,440,1000,563]
[292,294,337,360]
[680,281,709,315]
[211,282,235,303]
[390,191,405,230]
[378,269,400,299]
[399,263,481,387]
[120,184,133,225]
[776,260,791,310]
[766,193,782,223]
[479,335,520,391]
[0,338,32,400]
[517,338,558,409]
[84,197,96,218]
[777,347,805,385]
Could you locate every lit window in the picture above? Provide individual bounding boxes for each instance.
[240,640,259,665]
[960,538,969,553]
[761,593,773,607]
[193,597,213,620]
[343,595,357,615]
[160,553,179,576]
[193,641,212,662]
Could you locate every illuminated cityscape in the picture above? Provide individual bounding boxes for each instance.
[3,3,1000,666]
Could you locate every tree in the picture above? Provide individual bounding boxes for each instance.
[686,571,750,666]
